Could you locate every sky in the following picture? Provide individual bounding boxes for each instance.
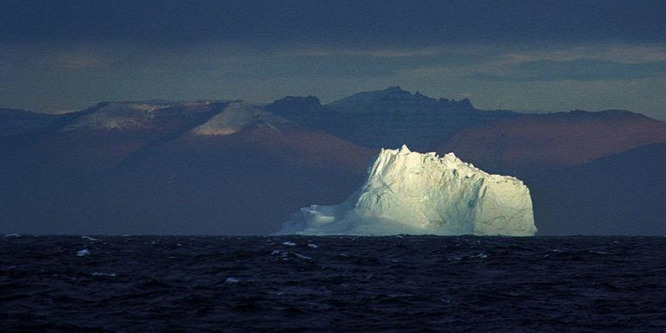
[1,0,665,119]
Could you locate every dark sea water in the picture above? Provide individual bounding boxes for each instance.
[2,235,666,332]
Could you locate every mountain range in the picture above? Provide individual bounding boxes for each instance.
[2,87,665,235]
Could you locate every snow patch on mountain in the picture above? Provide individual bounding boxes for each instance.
[61,102,172,131]
[278,145,536,236]
[192,102,289,136]
[61,101,217,131]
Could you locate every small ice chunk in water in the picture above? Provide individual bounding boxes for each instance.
[307,243,319,248]
[81,236,98,241]
[225,277,240,284]
[271,250,281,255]
[293,253,312,260]
[4,233,21,238]
[282,241,296,246]
[77,249,91,257]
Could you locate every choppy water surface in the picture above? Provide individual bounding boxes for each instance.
[2,235,666,332]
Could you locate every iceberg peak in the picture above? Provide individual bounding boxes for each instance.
[398,144,411,154]
[277,146,536,236]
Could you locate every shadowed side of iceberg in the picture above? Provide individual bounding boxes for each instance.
[276,145,536,236]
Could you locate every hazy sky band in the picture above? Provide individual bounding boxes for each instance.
[1,0,665,119]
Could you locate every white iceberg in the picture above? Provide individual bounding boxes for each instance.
[277,145,536,236]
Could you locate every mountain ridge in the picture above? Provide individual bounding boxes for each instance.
[267,87,519,150]
[2,88,665,235]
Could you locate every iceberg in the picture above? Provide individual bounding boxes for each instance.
[277,145,536,236]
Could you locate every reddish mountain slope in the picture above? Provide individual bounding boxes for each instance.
[439,110,666,172]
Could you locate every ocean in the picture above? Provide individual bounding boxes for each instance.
[2,235,665,332]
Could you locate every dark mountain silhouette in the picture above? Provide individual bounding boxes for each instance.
[265,95,324,127]
[0,108,71,157]
[0,108,63,136]
[524,143,666,235]
[267,86,517,150]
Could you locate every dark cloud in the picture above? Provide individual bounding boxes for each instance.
[2,0,665,46]
[473,59,666,82]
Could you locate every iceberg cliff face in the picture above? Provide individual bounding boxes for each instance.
[278,145,536,236]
